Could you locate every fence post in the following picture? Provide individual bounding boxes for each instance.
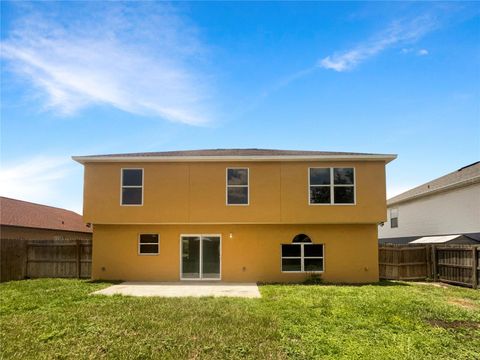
[473,246,478,289]
[24,241,29,279]
[425,245,431,279]
[432,245,437,282]
[76,240,81,279]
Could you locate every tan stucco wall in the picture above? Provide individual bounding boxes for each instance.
[83,161,387,225]
[92,224,379,283]
[0,225,92,241]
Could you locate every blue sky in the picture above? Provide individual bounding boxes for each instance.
[1,1,479,213]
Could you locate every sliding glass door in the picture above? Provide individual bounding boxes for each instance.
[181,235,221,280]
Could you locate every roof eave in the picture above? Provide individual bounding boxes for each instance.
[72,154,397,164]
[388,175,480,206]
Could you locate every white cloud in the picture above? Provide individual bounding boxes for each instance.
[0,156,81,213]
[417,49,429,56]
[319,15,437,72]
[1,3,215,125]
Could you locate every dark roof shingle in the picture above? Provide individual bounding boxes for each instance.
[0,197,91,233]
[73,148,396,163]
[77,148,379,158]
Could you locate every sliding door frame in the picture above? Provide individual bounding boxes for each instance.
[179,234,222,281]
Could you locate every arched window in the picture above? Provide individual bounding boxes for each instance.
[292,234,312,243]
[281,234,323,273]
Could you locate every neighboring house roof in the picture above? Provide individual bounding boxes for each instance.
[379,233,480,245]
[388,161,480,206]
[0,197,92,233]
[73,148,397,164]
[410,235,461,244]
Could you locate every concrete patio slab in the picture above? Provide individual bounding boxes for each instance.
[92,282,261,298]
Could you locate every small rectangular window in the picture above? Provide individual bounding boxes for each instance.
[227,168,249,205]
[281,243,324,272]
[309,168,355,205]
[121,169,143,205]
[390,208,398,228]
[139,234,159,255]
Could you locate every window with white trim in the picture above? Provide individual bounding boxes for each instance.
[390,208,398,228]
[227,168,249,205]
[309,168,355,204]
[281,234,324,272]
[121,169,143,205]
[138,234,159,255]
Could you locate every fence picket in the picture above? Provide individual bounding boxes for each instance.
[379,243,479,288]
[0,239,91,282]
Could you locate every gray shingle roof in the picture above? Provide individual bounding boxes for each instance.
[73,148,397,164]
[76,148,379,158]
[388,161,480,205]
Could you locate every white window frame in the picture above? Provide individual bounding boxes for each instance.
[138,233,159,256]
[226,167,249,206]
[121,168,144,206]
[281,243,324,273]
[390,208,399,228]
[308,167,356,206]
[179,234,222,281]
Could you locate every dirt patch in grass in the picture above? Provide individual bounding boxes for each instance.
[416,282,451,289]
[448,298,479,310]
[427,319,480,329]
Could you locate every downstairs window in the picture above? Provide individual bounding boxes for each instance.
[281,234,324,272]
[138,234,159,255]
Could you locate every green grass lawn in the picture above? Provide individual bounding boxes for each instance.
[1,279,479,359]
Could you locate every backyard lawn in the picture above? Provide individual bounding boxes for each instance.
[1,279,479,359]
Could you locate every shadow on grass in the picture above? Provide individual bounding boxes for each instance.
[85,279,123,285]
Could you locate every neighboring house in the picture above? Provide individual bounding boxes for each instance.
[0,197,92,240]
[73,148,396,283]
[379,162,480,245]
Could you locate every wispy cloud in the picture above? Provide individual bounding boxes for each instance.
[256,13,440,98]
[401,47,429,56]
[319,15,437,72]
[1,3,215,125]
[0,156,79,210]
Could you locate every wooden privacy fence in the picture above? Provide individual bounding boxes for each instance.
[379,244,479,289]
[0,239,92,282]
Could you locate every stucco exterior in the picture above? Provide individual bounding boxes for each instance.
[76,150,393,283]
[83,161,387,224]
[92,224,379,283]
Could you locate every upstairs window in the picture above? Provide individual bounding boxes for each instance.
[281,234,324,272]
[309,168,355,205]
[138,234,159,255]
[121,169,143,205]
[227,168,249,205]
[390,208,399,228]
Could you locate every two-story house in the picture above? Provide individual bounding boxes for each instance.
[73,149,396,283]
[379,161,480,244]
